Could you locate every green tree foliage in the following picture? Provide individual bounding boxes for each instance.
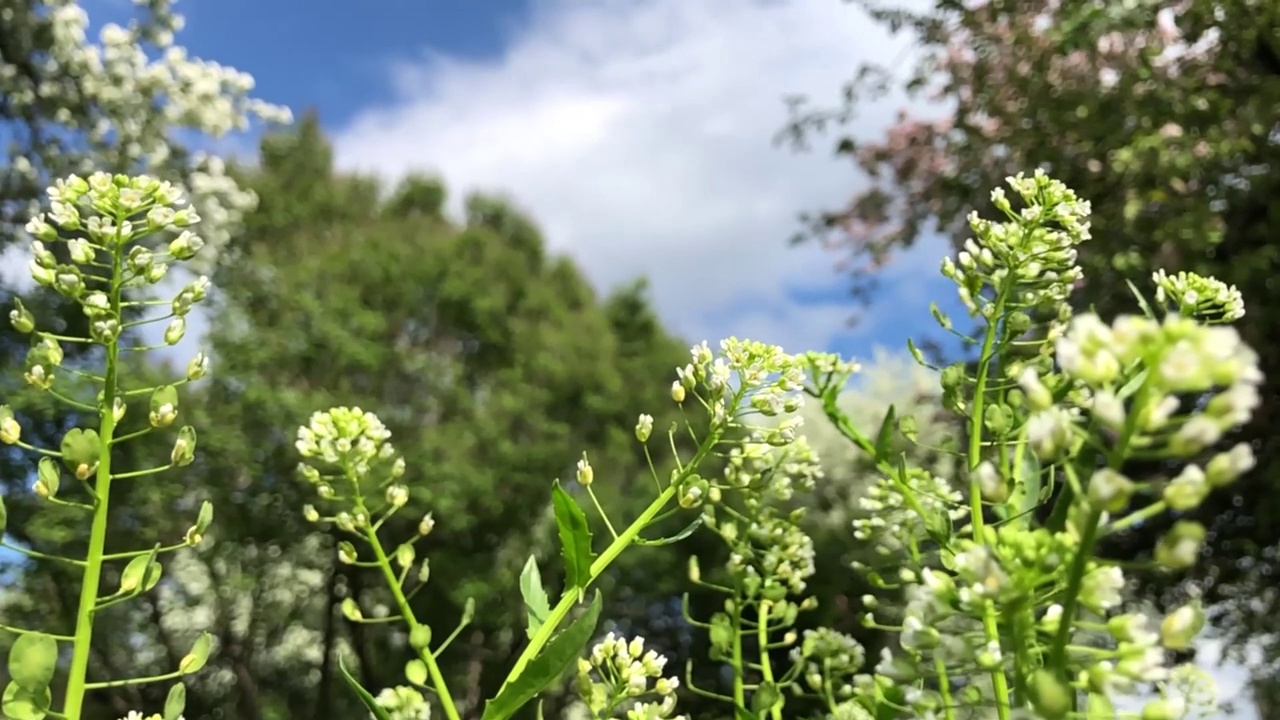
[0,115,694,718]
[783,0,1280,681]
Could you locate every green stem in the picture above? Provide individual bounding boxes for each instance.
[502,484,680,687]
[934,656,957,720]
[756,603,783,720]
[586,486,618,540]
[363,519,462,720]
[731,605,746,709]
[62,240,125,720]
[966,285,1014,720]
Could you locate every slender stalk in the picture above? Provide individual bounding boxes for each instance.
[756,603,783,720]
[62,238,124,719]
[362,516,463,720]
[966,284,1014,720]
[503,484,679,687]
[731,605,746,709]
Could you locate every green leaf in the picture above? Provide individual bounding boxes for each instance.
[163,683,187,720]
[874,405,897,460]
[1,681,50,720]
[634,515,704,546]
[751,682,783,715]
[339,655,392,720]
[550,480,594,594]
[179,632,213,674]
[8,633,57,691]
[481,590,603,720]
[734,706,761,720]
[519,555,551,639]
[405,659,429,687]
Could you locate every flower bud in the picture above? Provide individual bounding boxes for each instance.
[24,364,53,390]
[678,479,706,509]
[337,541,358,564]
[409,624,432,650]
[386,484,409,508]
[973,461,1007,503]
[1017,368,1052,411]
[687,555,700,583]
[395,542,415,570]
[169,230,205,260]
[90,318,121,344]
[1159,602,1205,650]
[54,269,85,297]
[165,317,186,345]
[187,352,210,381]
[24,216,58,242]
[0,407,20,445]
[335,513,356,533]
[635,413,654,443]
[67,238,95,264]
[171,426,197,466]
[147,205,176,229]
[302,504,320,523]
[1162,464,1208,511]
[575,455,593,487]
[146,262,169,283]
[128,246,154,273]
[150,402,178,428]
[1155,521,1205,570]
[1205,442,1255,487]
[172,208,200,227]
[671,381,686,403]
[9,300,35,334]
[1088,468,1135,514]
[418,512,435,536]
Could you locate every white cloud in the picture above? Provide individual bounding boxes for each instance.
[332,0,935,353]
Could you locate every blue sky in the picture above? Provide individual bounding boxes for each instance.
[84,0,967,364]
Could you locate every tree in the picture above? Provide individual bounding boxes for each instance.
[783,0,1280,688]
[152,117,695,719]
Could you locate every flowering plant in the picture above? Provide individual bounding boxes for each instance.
[2,161,1260,720]
[290,171,1258,720]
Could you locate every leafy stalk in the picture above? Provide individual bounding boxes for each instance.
[62,225,125,719]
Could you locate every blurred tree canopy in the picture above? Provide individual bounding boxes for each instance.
[782,0,1280,702]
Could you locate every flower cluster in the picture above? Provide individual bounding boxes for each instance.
[1043,312,1261,464]
[822,173,1260,720]
[575,634,685,720]
[673,338,806,433]
[853,466,965,558]
[790,628,866,702]
[20,172,212,357]
[1153,269,1245,323]
[373,686,432,720]
[2,0,292,265]
[941,169,1091,340]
